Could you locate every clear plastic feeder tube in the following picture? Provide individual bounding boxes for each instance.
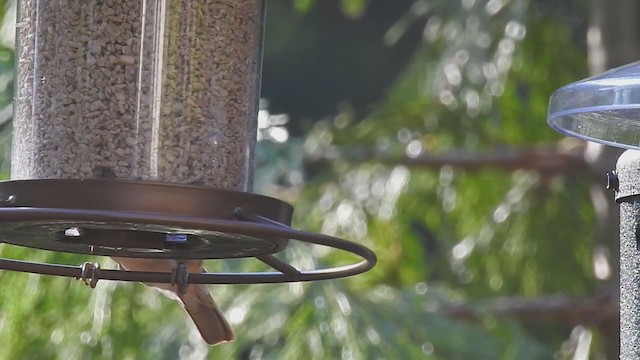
[13,0,265,191]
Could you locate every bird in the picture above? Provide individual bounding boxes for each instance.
[109,257,236,345]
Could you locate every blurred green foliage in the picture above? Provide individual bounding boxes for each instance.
[0,0,609,359]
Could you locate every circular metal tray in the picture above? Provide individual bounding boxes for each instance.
[0,179,376,284]
[0,179,292,259]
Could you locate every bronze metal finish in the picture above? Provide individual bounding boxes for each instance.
[0,179,376,284]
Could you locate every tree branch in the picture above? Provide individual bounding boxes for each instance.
[439,292,617,326]
[309,143,587,174]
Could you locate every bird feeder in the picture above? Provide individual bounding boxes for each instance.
[0,1,375,286]
[548,61,640,149]
[548,61,640,359]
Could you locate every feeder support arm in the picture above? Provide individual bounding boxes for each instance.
[612,149,640,359]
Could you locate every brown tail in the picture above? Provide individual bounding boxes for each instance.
[180,285,236,345]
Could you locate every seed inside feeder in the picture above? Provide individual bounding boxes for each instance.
[64,227,82,238]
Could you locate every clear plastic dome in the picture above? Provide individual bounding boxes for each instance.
[548,61,640,150]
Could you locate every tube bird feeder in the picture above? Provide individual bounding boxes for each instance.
[0,1,375,286]
[548,61,640,359]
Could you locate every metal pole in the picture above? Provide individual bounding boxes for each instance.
[612,149,640,358]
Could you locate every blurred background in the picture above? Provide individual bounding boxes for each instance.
[0,0,634,358]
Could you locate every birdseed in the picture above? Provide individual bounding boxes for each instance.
[13,0,264,191]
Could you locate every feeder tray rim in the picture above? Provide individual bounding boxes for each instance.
[0,179,377,283]
[0,179,296,259]
[0,213,377,284]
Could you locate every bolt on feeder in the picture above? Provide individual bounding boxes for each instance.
[547,61,640,359]
[0,0,375,300]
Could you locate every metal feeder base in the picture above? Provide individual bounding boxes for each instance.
[0,179,376,284]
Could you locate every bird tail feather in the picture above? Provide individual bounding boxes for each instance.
[180,286,236,345]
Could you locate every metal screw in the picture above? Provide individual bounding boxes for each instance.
[606,171,619,191]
